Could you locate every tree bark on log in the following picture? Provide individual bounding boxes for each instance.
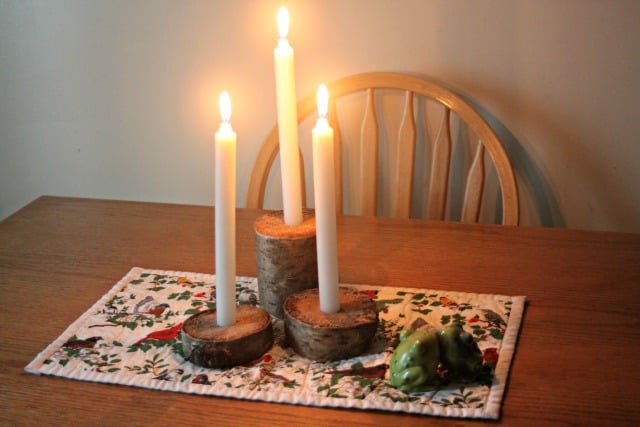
[284,288,379,362]
[254,209,318,318]
[181,305,273,369]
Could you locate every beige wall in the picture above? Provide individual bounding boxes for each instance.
[1,0,638,232]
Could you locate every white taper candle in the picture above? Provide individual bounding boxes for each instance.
[274,6,303,226]
[312,84,340,313]
[214,91,237,326]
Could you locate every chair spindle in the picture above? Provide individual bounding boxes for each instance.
[427,108,452,220]
[461,141,485,223]
[359,88,379,216]
[328,98,343,214]
[393,90,416,218]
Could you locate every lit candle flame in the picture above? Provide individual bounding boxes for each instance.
[277,6,289,39]
[317,84,329,119]
[219,91,231,123]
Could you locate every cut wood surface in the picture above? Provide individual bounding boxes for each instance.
[284,288,378,361]
[181,305,273,369]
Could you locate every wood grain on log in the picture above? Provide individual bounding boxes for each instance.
[284,288,379,361]
[254,209,318,318]
[181,305,273,369]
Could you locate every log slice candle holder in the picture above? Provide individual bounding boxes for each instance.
[254,209,318,318]
[181,305,273,369]
[284,288,379,362]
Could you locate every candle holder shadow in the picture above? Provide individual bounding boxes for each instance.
[283,288,379,362]
[254,209,318,318]
[181,305,273,369]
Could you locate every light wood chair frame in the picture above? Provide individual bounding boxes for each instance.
[246,72,518,225]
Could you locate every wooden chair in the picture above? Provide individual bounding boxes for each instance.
[246,72,518,225]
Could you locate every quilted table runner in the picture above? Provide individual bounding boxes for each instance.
[26,267,526,419]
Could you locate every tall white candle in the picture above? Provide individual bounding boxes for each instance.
[312,84,340,313]
[274,6,303,226]
[214,91,236,327]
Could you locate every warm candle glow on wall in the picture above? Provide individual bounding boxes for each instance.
[312,84,340,313]
[215,90,237,327]
[274,6,303,226]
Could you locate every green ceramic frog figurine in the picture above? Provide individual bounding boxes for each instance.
[389,329,441,392]
[436,323,484,381]
[389,323,487,392]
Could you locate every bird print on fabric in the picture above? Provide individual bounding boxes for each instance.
[133,323,183,346]
[480,309,506,329]
[63,336,102,349]
[133,296,154,314]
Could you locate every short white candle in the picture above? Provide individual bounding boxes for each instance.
[274,6,303,226]
[312,84,340,313]
[214,91,237,327]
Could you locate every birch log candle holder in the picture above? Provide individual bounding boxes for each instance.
[181,305,273,369]
[254,209,318,318]
[283,288,379,362]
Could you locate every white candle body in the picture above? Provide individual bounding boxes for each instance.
[312,117,340,313]
[274,37,303,226]
[215,121,237,326]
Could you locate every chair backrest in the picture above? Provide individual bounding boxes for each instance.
[246,72,518,225]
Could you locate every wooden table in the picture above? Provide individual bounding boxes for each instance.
[1,196,639,426]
